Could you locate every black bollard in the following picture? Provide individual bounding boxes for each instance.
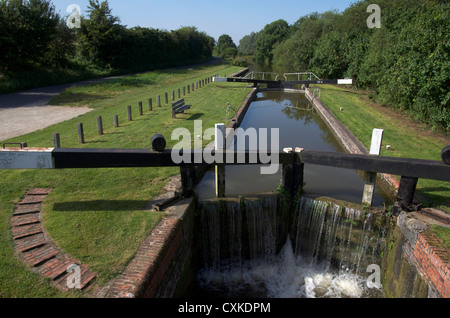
[151,134,166,152]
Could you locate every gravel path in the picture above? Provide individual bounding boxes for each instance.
[0,105,93,141]
[0,80,100,142]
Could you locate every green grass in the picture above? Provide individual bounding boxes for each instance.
[318,84,449,211]
[430,226,450,250]
[0,62,249,297]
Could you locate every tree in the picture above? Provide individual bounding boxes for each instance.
[255,19,290,63]
[0,0,63,71]
[272,12,338,70]
[238,31,260,55]
[217,34,237,57]
[79,0,124,68]
[172,27,215,63]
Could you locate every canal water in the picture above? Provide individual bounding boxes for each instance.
[193,66,391,298]
[196,90,390,206]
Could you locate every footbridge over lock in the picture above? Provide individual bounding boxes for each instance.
[213,71,353,89]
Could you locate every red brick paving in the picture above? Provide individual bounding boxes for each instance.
[10,189,97,292]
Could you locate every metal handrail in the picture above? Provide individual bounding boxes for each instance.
[226,102,238,121]
[283,72,321,81]
[243,71,280,81]
[313,87,321,99]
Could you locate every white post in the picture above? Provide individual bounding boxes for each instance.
[369,128,384,156]
[363,129,384,205]
[215,124,226,198]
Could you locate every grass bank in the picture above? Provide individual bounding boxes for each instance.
[318,84,449,211]
[0,57,220,95]
[0,62,249,297]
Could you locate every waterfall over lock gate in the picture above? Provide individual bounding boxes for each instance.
[195,195,388,298]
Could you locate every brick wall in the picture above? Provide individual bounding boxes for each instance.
[103,198,196,298]
[393,212,449,298]
[412,233,449,298]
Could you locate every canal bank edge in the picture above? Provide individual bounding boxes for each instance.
[304,87,399,196]
[304,87,449,298]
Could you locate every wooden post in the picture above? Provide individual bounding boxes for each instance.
[215,123,226,198]
[97,116,103,135]
[192,83,195,91]
[362,129,384,206]
[148,98,153,112]
[127,105,132,121]
[187,85,190,94]
[157,95,161,107]
[281,148,294,196]
[138,101,143,116]
[165,92,168,104]
[180,165,196,197]
[177,88,181,99]
[114,115,119,128]
[183,86,186,96]
[397,176,418,210]
[171,90,175,101]
[294,148,305,197]
[53,133,61,148]
[77,123,84,144]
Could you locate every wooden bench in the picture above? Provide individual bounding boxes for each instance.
[172,99,191,118]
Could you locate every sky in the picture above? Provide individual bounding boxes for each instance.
[54,0,358,44]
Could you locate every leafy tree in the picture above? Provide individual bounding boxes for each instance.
[79,0,124,68]
[238,31,260,55]
[273,12,337,70]
[43,17,77,67]
[309,31,348,79]
[217,34,237,57]
[0,0,64,71]
[255,19,290,63]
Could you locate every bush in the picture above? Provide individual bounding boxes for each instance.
[232,57,248,67]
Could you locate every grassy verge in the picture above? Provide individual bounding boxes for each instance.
[318,84,449,248]
[318,84,449,211]
[0,62,249,297]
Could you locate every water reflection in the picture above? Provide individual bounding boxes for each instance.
[196,91,390,206]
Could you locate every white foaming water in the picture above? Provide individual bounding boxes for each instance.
[197,237,379,298]
[197,197,386,298]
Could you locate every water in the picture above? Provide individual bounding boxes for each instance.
[195,196,387,298]
[196,91,390,206]
[196,238,377,298]
[194,71,390,298]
